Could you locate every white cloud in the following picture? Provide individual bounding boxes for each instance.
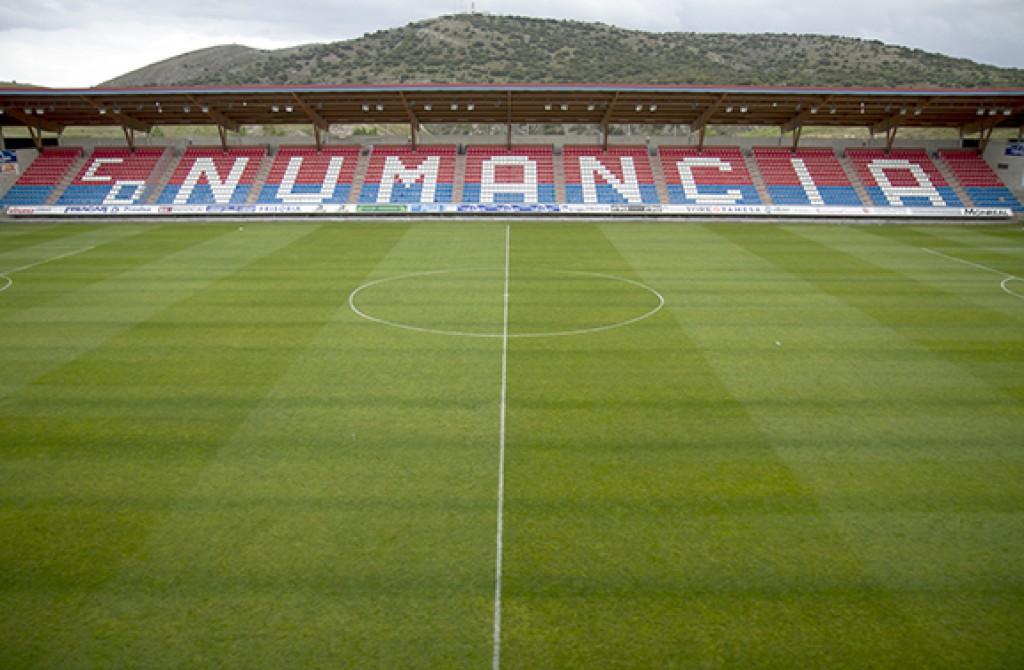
[0,0,1019,87]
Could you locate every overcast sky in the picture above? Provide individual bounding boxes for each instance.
[1,0,1021,87]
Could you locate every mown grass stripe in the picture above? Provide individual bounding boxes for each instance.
[2,223,410,669]
[607,222,1023,667]
[0,225,319,400]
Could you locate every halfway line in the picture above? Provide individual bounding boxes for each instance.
[493,224,510,670]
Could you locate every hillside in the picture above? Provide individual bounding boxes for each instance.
[102,14,1024,89]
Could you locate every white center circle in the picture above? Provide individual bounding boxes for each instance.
[348,268,665,338]
[1001,276,1024,300]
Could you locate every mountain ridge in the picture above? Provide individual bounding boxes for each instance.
[100,14,1024,89]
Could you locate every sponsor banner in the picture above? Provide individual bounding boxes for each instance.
[408,204,451,214]
[609,204,663,214]
[1005,144,1024,157]
[960,207,1013,217]
[356,204,407,213]
[455,203,561,214]
[2,203,1012,219]
[0,150,16,174]
[560,204,611,214]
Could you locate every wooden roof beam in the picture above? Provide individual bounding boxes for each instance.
[291,93,329,130]
[960,104,1024,135]
[79,97,151,132]
[870,98,933,133]
[186,95,240,131]
[780,96,831,133]
[1,106,63,133]
[690,94,727,132]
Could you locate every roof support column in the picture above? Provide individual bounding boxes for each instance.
[314,125,323,152]
[122,126,135,153]
[506,91,513,150]
[884,125,898,153]
[697,125,706,152]
[217,125,228,152]
[790,125,803,152]
[600,92,620,153]
[398,92,418,151]
[979,126,994,154]
[27,124,42,152]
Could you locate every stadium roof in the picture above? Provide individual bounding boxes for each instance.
[1,83,1022,136]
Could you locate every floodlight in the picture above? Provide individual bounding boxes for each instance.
[361,104,370,112]
[739,106,747,113]
[544,104,552,111]
[561,104,568,111]
[450,103,458,111]
[650,104,658,112]
[271,105,280,113]
[423,104,432,111]
[376,104,384,112]
[467,103,475,111]
[201,105,209,113]
[284,105,294,113]
[635,104,643,112]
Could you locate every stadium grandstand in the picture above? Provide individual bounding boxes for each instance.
[0,83,1022,217]
[3,76,1024,670]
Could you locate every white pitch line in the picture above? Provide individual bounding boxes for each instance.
[492,224,510,670]
[0,246,95,293]
[923,247,1024,301]
[347,268,664,339]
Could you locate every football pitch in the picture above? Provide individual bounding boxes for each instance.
[1,219,1022,669]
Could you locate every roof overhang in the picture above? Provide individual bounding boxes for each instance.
[2,83,1023,133]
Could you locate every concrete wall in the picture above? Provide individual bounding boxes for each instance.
[984,140,1024,196]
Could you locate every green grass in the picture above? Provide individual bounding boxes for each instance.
[1,220,1022,669]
